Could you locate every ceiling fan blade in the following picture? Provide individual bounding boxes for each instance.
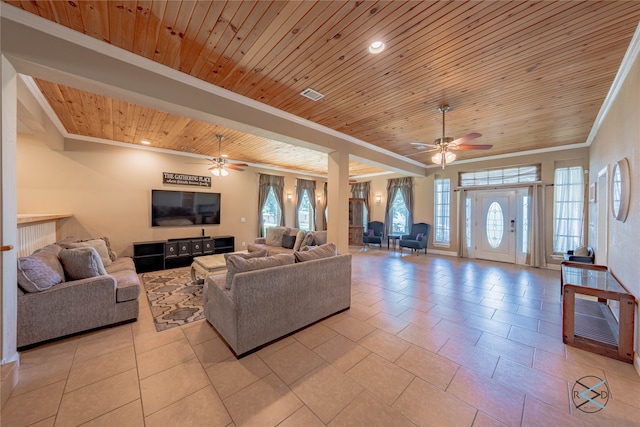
[410,141,439,149]
[451,132,482,146]
[227,164,245,171]
[230,163,248,167]
[451,144,493,150]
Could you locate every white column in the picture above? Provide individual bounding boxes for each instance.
[327,150,350,254]
[1,54,19,364]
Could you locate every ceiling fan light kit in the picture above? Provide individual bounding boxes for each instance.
[409,104,492,169]
[207,134,248,176]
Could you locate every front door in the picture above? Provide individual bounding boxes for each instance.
[474,191,517,263]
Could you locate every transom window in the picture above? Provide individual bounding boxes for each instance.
[434,178,451,244]
[459,165,541,187]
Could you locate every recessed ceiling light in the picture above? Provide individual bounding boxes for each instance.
[141,140,151,145]
[369,41,386,54]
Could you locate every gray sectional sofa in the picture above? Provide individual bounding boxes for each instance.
[16,239,140,348]
[204,247,351,356]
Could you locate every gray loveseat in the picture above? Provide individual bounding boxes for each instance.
[204,250,351,356]
[17,239,140,348]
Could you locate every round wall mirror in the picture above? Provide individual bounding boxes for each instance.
[611,158,630,222]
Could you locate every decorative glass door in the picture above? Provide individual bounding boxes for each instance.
[474,191,517,263]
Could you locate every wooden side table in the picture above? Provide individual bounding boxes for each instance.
[561,261,636,363]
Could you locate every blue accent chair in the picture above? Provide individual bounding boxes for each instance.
[399,223,430,255]
[363,221,384,247]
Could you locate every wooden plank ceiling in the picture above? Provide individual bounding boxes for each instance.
[6,0,640,176]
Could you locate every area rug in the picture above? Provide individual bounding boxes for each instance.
[141,267,205,332]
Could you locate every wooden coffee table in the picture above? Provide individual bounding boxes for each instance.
[191,251,247,285]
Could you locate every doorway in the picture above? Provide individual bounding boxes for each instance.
[472,191,517,263]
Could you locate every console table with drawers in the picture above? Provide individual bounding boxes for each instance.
[133,235,235,272]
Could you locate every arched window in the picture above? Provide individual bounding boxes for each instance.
[261,187,281,236]
[390,191,409,234]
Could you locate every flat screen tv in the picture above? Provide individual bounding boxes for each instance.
[151,189,220,227]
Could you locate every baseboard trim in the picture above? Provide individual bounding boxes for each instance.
[1,361,19,410]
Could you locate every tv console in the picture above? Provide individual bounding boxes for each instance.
[133,235,234,273]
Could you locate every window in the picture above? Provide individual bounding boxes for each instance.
[297,190,312,231]
[465,197,472,249]
[390,191,409,234]
[459,165,541,187]
[434,178,451,244]
[553,166,584,253]
[261,188,281,235]
[486,202,504,248]
[522,195,529,253]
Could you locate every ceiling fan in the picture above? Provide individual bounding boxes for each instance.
[206,134,248,176]
[409,104,492,168]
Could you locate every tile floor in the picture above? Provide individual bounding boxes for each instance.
[3,249,639,426]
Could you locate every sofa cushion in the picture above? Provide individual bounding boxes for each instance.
[294,243,337,262]
[225,253,295,289]
[282,234,296,249]
[34,243,63,256]
[312,231,327,246]
[59,247,108,280]
[293,230,306,251]
[224,248,267,262]
[573,245,589,256]
[105,257,136,274]
[17,251,66,293]
[61,239,112,267]
[265,226,289,247]
[299,232,315,251]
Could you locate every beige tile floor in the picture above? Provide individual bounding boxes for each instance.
[3,249,640,426]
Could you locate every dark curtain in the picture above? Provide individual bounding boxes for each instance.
[257,173,285,237]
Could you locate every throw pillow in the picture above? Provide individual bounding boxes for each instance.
[224,248,268,261]
[17,251,66,293]
[225,253,295,289]
[85,236,117,261]
[312,231,327,245]
[415,233,424,241]
[61,239,112,267]
[299,231,315,251]
[367,229,375,236]
[294,243,337,262]
[265,226,289,247]
[293,230,306,251]
[282,234,296,249]
[574,245,589,256]
[59,247,108,280]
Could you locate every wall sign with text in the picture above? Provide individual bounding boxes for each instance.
[163,172,211,187]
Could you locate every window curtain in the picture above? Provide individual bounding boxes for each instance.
[526,184,546,267]
[384,177,414,236]
[257,173,285,237]
[456,189,469,258]
[350,181,371,215]
[295,178,316,230]
[321,182,328,230]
